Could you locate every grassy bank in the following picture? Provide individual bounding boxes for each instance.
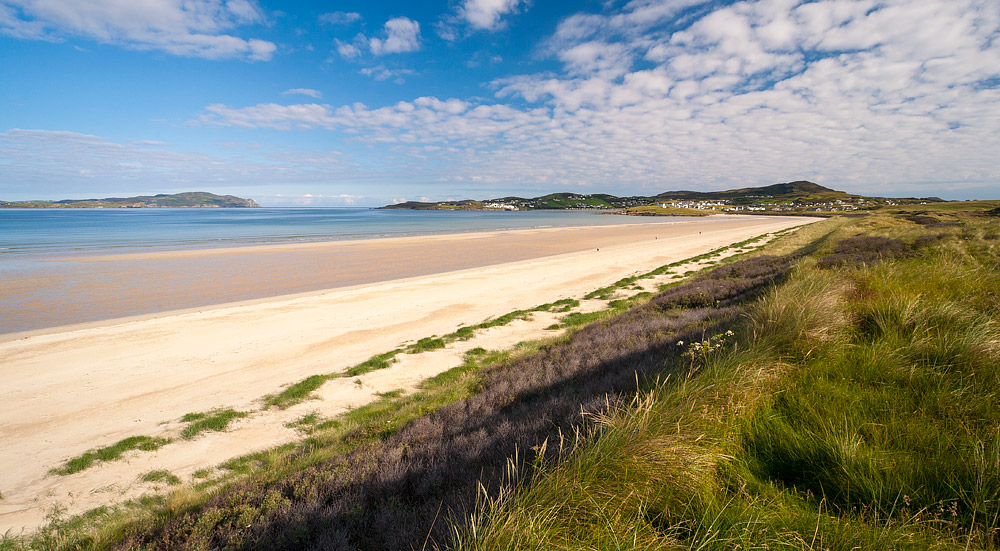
[452,208,1000,549]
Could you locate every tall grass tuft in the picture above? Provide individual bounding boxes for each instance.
[180,409,249,439]
[52,436,172,475]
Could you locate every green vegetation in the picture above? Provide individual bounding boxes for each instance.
[452,209,1000,550]
[180,409,249,439]
[0,192,260,209]
[620,204,712,216]
[264,374,332,409]
[140,471,180,486]
[51,436,171,475]
[407,336,446,353]
[345,350,402,377]
[285,412,339,435]
[380,181,941,213]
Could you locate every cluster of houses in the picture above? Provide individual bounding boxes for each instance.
[661,196,925,213]
[659,200,728,210]
[482,202,520,210]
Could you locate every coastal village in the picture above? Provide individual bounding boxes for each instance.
[479,194,925,214]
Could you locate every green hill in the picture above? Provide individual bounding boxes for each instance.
[0,192,261,208]
[656,180,851,201]
[380,181,939,212]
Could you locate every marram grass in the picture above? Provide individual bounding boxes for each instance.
[451,212,1000,550]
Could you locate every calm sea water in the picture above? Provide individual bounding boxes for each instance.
[0,208,703,334]
[0,208,677,259]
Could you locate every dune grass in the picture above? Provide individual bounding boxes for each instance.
[450,212,1000,550]
[139,471,180,486]
[179,409,248,439]
[264,374,334,409]
[51,436,172,476]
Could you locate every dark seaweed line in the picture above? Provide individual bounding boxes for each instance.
[117,254,801,551]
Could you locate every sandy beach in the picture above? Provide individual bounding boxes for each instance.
[0,214,814,532]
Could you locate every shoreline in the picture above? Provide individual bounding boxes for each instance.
[3,215,781,336]
[0,215,815,532]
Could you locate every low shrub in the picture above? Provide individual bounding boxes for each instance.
[817,236,910,268]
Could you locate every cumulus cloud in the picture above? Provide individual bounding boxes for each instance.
[206,0,1000,197]
[437,0,525,40]
[282,88,322,98]
[334,16,421,60]
[0,0,275,60]
[334,38,363,59]
[460,0,524,30]
[368,17,420,55]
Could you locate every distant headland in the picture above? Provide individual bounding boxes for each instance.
[380,180,943,216]
[0,192,261,209]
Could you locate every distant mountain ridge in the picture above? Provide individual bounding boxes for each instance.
[0,192,261,208]
[383,181,850,210]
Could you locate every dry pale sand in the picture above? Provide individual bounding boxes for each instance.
[0,215,814,533]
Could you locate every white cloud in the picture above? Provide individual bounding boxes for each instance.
[200,103,338,130]
[334,16,421,60]
[559,41,633,77]
[460,0,523,30]
[335,38,362,59]
[359,65,417,84]
[319,11,361,26]
[197,0,1000,198]
[368,17,420,55]
[282,88,322,98]
[437,0,525,40]
[0,0,275,60]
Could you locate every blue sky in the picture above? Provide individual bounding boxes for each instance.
[1,0,998,206]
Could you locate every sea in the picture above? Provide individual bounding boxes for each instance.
[0,208,694,334]
[0,207,675,259]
